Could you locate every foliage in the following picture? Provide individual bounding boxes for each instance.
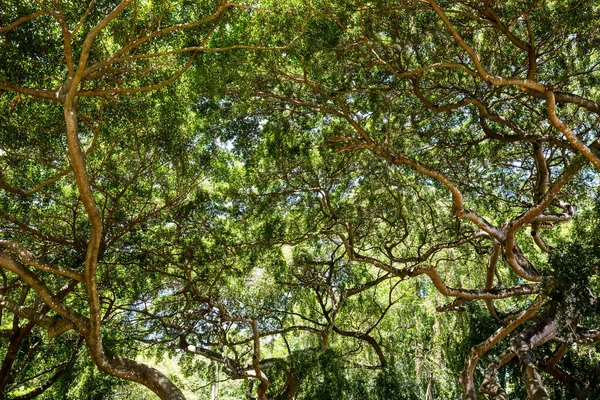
[1,1,600,400]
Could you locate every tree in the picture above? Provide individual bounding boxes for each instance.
[1,0,600,399]
[0,1,304,398]
[244,0,600,398]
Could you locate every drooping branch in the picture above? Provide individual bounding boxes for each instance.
[531,143,552,253]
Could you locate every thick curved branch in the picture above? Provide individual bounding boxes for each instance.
[0,294,75,338]
[250,319,269,400]
[482,305,563,399]
[539,343,569,383]
[408,265,539,300]
[0,168,71,197]
[387,152,505,241]
[332,326,386,368]
[0,241,82,281]
[100,345,186,400]
[0,253,87,330]
[0,10,49,34]
[390,231,489,264]
[502,156,583,282]
[479,348,514,399]
[510,158,582,228]
[484,241,503,321]
[576,328,600,345]
[546,91,600,171]
[427,0,545,92]
[0,80,60,101]
[428,0,600,119]
[460,296,543,400]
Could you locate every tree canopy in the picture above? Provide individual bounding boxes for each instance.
[1,1,600,399]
